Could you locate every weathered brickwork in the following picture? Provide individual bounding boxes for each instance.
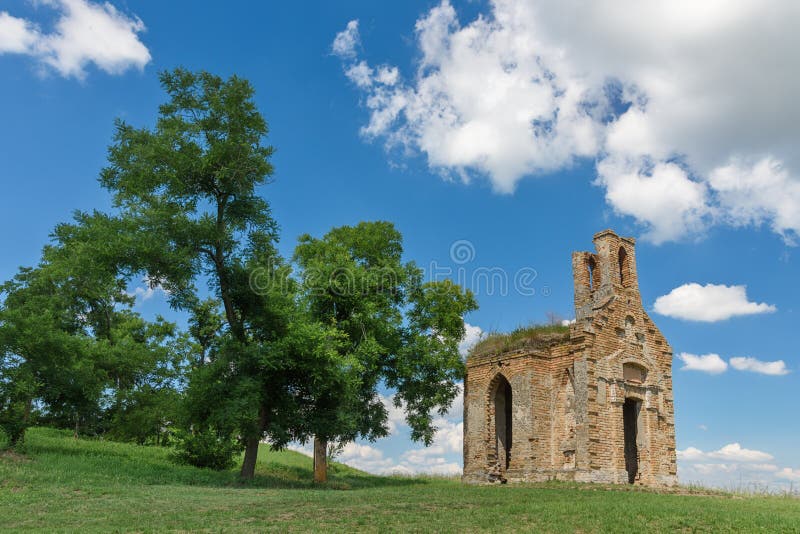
[463,230,678,486]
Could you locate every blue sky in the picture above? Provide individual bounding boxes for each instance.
[1,0,799,488]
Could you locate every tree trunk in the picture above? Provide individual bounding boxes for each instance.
[313,436,328,483]
[240,435,260,480]
[240,405,268,480]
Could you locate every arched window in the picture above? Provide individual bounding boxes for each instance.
[587,256,596,290]
[618,247,628,286]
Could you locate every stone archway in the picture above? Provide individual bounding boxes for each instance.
[488,374,513,471]
[623,397,641,483]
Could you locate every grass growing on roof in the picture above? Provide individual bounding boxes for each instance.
[469,323,571,358]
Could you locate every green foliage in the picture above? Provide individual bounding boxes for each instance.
[0,356,35,448]
[99,68,278,317]
[172,428,242,471]
[107,386,183,446]
[470,323,571,357]
[188,298,224,366]
[0,211,192,445]
[2,69,479,482]
[294,221,478,449]
[97,68,295,477]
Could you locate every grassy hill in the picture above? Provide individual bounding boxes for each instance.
[1,428,799,532]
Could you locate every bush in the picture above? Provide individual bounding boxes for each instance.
[0,410,30,450]
[107,388,182,446]
[172,428,242,470]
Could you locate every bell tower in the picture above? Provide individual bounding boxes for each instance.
[572,229,641,323]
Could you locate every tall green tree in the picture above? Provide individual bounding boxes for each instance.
[294,221,477,482]
[98,68,296,478]
[0,215,185,446]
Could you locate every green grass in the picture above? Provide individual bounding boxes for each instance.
[2,428,799,532]
[469,323,571,358]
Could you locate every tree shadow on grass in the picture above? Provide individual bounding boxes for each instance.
[243,462,430,491]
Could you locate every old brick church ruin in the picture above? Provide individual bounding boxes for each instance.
[463,230,677,486]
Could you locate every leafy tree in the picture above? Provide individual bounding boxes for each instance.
[188,298,224,367]
[0,216,187,446]
[293,221,477,482]
[98,68,302,478]
[0,259,108,443]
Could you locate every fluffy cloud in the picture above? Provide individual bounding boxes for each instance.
[458,323,483,357]
[676,353,728,375]
[678,443,773,463]
[331,19,359,59]
[126,276,168,303]
[706,443,774,463]
[390,456,462,476]
[388,417,463,476]
[654,283,776,322]
[709,158,800,243]
[289,441,401,474]
[676,352,790,376]
[677,446,705,461]
[334,0,800,243]
[0,12,39,53]
[596,157,710,244]
[776,468,800,482]
[290,425,463,476]
[0,0,150,79]
[677,443,800,489]
[380,394,409,436]
[677,443,786,487]
[729,357,790,376]
[336,442,396,472]
[684,463,778,477]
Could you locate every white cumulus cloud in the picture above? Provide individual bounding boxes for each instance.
[676,442,800,488]
[126,276,168,304]
[334,0,800,244]
[676,353,728,375]
[653,283,776,322]
[596,157,710,244]
[0,0,150,79]
[776,468,800,482]
[331,19,359,59]
[729,357,790,376]
[679,443,774,463]
[0,12,39,53]
[458,323,483,357]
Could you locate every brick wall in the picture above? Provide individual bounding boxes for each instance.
[463,230,678,487]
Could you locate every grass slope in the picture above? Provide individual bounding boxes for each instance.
[1,428,799,532]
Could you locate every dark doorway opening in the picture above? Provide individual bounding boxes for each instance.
[623,398,640,484]
[493,376,513,470]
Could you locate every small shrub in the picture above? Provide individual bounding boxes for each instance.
[172,428,241,471]
[0,416,29,450]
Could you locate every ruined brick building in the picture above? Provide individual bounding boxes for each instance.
[463,230,678,486]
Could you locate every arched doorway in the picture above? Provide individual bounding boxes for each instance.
[623,398,640,483]
[490,375,513,470]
